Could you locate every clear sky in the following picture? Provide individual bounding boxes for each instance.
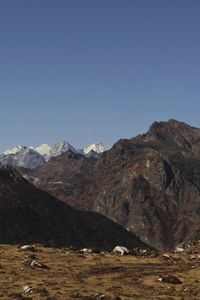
[0,0,200,152]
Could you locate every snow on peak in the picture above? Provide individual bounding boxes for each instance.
[4,145,24,155]
[1,140,108,168]
[82,143,109,155]
[48,140,77,160]
[1,147,45,169]
[13,148,45,169]
[35,144,52,160]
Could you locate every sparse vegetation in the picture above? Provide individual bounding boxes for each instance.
[1,243,200,299]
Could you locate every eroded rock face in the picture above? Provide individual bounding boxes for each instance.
[91,120,200,249]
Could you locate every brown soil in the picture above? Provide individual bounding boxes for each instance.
[1,243,200,300]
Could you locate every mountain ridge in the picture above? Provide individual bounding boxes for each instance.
[2,142,109,168]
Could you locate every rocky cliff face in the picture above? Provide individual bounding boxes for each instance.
[91,120,200,249]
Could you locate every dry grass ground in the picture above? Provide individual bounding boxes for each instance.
[0,243,200,299]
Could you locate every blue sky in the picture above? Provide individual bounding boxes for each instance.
[0,0,200,152]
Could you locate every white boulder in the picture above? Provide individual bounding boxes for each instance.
[80,248,93,253]
[113,246,129,256]
[174,247,184,253]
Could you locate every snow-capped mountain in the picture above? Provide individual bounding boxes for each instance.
[81,143,109,155]
[4,145,24,155]
[2,141,109,169]
[35,144,52,160]
[33,141,77,161]
[0,148,45,169]
[47,140,77,160]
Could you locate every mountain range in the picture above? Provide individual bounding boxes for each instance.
[2,119,200,251]
[22,119,200,250]
[0,141,109,169]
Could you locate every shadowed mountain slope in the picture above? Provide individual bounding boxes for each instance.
[0,165,146,250]
[22,151,97,205]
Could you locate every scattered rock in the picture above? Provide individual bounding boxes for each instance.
[23,285,34,294]
[113,246,129,256]
[162,253,170,259]
[183,287,193,293]
[131,247,158,257]
[174,247,184,253]
[80,248,93,254]
[158,275,182,284]
[20,245,35,252]
[23,285,48,296]
[189,255,196,260]
[24,258,48,269]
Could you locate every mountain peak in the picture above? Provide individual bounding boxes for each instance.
[81,143,109,155]
[144,119,200,150]
[4,145,24,155]
[47,140,77,160]
[35,144,52,159]
[0,147,45,169]
[149,119,195,132]
[2,140,109,168]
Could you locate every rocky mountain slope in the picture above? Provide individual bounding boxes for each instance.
[47,140,78,161]
[24,119,200,250]
[23,150,97,205]
[0,165,146,250]
[89,120,200,249]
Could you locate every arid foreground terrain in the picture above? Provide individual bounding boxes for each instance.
[1,242,200,300]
